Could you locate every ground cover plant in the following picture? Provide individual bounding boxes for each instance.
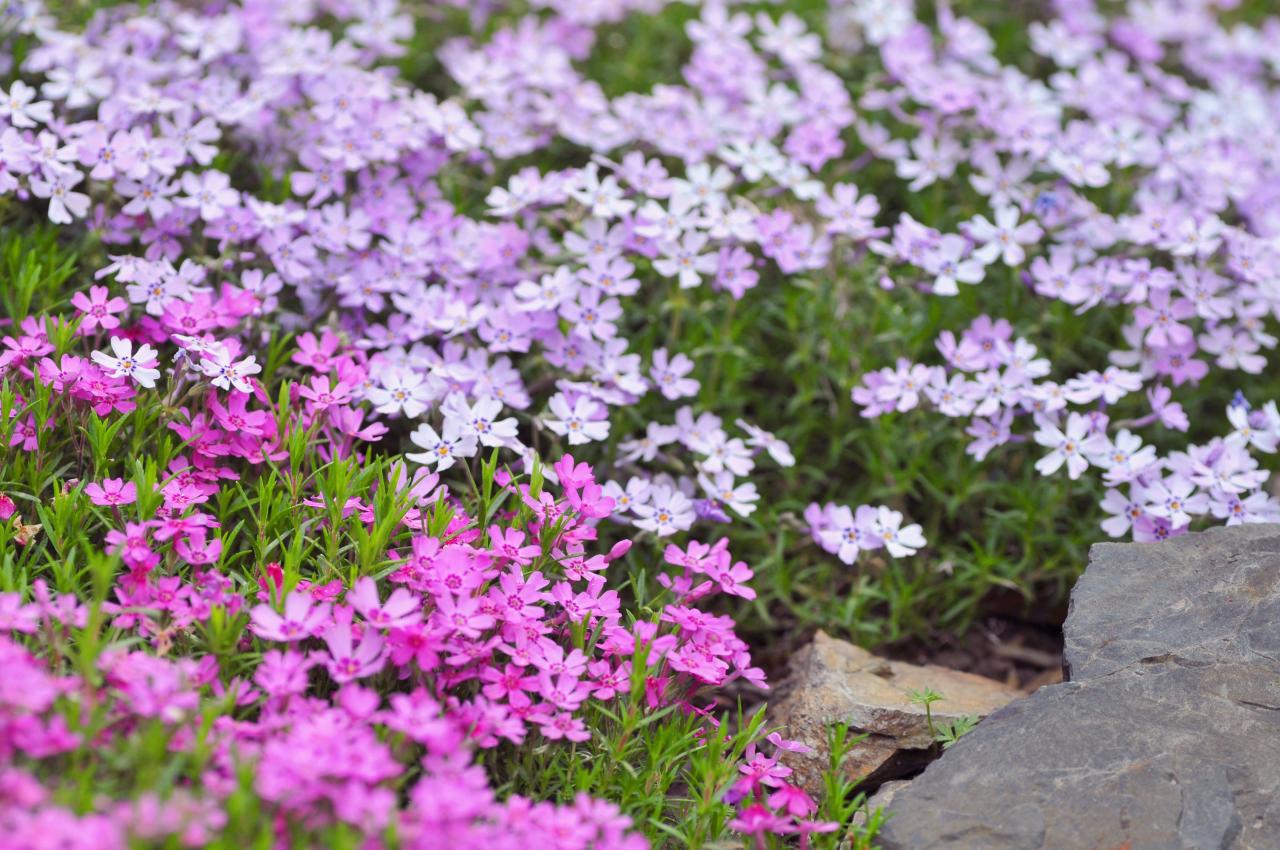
[3,0,1280,846]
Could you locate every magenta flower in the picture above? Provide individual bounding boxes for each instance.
[250,590,333,642]
[321,619,386,683]
[349,577,421,629]
[538,711,590,742]
[85,478,137,506]
[432,592,495,638]
[173,531,223,566]
[767,785,817,817]
[729,804,794,840]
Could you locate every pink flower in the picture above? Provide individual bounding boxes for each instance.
[105,522,158,571]
[250,590,333,642]
[291,330,341,372]
[768,784,817,817]
[71,286,127,333]
[321,619,386,683]
[85,478,137,506]
[173,531,223,566]
[349,577,421,629]
[433,592,495,638]
[729,804,793,838]
[538,711,590,742]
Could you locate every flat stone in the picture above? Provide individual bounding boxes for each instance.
[876,524,1280,850]
[768,630,1021,793]
[1064,525,1280,680]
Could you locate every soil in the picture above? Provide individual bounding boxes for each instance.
[880,588,1067,692]
[881,616,1064,693]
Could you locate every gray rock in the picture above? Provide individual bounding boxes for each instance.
[877,524,1280,850]
[852,779,912,829]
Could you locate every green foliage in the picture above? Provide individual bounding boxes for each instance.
[908,687,978,750]
[934,715,979,750]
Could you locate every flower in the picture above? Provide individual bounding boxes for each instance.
[875,507,927,557]
[445,396,520,449]
[84,478,137,506]
[543,394,610,445]
[91,337,161,388]
[250,591,333,642]
[650,348,699,400]
[321,619,386,683]
[200,351,261,393]
[71,286,128,333]
[177,169,239,221]
[698,470,759,517]
[927,234,985,295]
[1033,413,1109,480]
[817,504,882,564]
[653,232,718,289]
[29,169,90,224]
[632,484,695,537]
[0,81,53,128]
[349,577,421,629]
[405,421,478,471]
[968,206,1043,266]
[367,368,431,418]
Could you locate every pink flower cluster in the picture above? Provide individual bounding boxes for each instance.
[1,441,796,846]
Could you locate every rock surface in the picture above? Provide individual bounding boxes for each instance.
[767,630,1021,793]
[876,524,1280,850]
[852,779,911,829]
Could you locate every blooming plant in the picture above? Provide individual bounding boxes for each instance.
[2,0,1280,846]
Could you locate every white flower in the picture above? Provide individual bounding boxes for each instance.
[736,419,795,467]
[1226,404,1278,453]
[694,432,754,477]
[543,394,610,445]
[405,420,478,471]
[1094,430,1158,485]
[29,167,89,224]
[874,507,927,557]
[653,232,718,289]
[718,139,785,183]
[632,484,695,537]
[969,206,1043,267]
[927,234,985,295]
[668,162,733,211]
[1033,412,1108,480]
[91,336,161,388]
[602,478,652,519]
[443,395,520,449]
[568,163,634,220]
[199,349,261,393]
[0,81,53,128]
[367,368,431,418]
[698,470,759,517]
